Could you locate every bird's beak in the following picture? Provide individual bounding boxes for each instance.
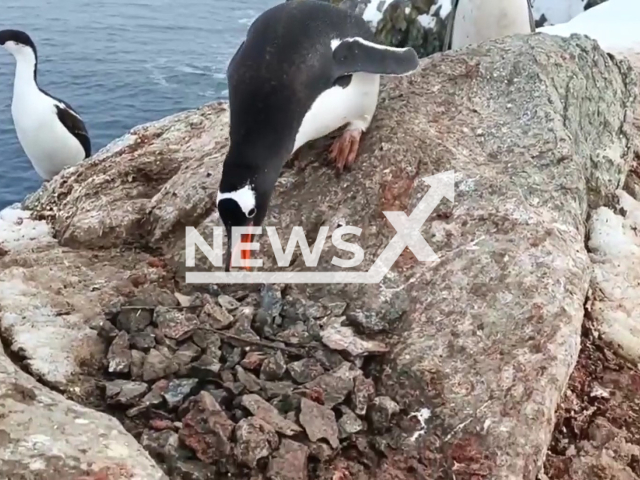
[224,223,254,272]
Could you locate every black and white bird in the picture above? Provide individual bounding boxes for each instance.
[443,0,536,51]
[0,29,91,181]
[217,0,420,271]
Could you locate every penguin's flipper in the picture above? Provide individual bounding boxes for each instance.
[331,37,419,77]
[442,0,459,52]
[528,0,536,32]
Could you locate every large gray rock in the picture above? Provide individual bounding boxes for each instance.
[1,33,636,480]
[0,346,166,479]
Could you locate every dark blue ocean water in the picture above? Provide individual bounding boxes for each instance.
[0,0,278,210]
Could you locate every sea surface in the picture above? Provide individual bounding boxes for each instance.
[0,0,278,210]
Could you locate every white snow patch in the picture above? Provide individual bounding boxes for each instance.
[587,190,640,363]
[532,0,587,26]
[0,207,53,253]
[538,0,640,52]
[362,0,394,26]
[430,0,452,18]
[418,14,437,30]
[409,407,432,441]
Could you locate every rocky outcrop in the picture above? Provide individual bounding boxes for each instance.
[1,33,637,479]
[0,337,166,480]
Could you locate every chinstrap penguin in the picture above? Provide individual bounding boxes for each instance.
[217,0,420,271]
[0,29,91,181]
[443,0,536,51]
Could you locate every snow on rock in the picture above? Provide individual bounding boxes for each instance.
[538,0,640,52]
[588,190,640,363]
[0,207,54,253]
[532,0,589,27]
[362,0,395,26]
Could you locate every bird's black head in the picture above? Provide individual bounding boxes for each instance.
[0,29,37,57]
[217,184,260,272]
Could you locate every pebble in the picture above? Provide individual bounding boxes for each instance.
[149,418,175,431]
[104,380,149,406]
[346,309,392,333]
[337,406,364,438]
[320,297,348,316]
[130,350,146,380]
[260,351,287,381]
[140,429,179,464]
[192,329,222,357]
[312,349,344,371]
[116,303,153,334]
[270,393,301,414]
[96,319,118,341]
[143,348,178,382]
[287,358,325,384]
[303,362,359,408]
[267,439,309,480]
[367,396,400,433]
[260,284,283,318]
[189,355,222,379]
[240,394,302,436]
[262,381,297,400]
[227,306,260,343]
[234,417,279,468]
[202,387,231,408]
[200,303,235,329]
[218,294,241,311]
[179,391,236,464]
[174,342,202,367]
[155,307,199,341]
[276,322,313,346]
[224,347,243,370]
[129,331,156,351]
[240,351,268,370]
[321,324,388,357]
[352,374,376,416]
[163,378,199,409]
[299,398,339,449]
[236,366,262,393]
[107,331,132,374]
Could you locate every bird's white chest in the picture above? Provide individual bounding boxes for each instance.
[451,0,531,50]
[11,88,85,180]
[292,72,380,154]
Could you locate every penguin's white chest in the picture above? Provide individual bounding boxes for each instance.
[292,72,380,154]
[11,89,85,180]
[451,0,532,50]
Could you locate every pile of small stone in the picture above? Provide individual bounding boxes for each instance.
[94,285,401,480]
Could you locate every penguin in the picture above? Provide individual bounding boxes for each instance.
[217,0,420,271]
[0,29,91,181]
[443,0,536,51]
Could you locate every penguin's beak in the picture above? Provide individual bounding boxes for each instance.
[224,223,254,272]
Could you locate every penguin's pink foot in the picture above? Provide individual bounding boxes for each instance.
[329,129,362,172]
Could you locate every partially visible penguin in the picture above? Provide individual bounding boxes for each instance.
[443,0,536,51]
[217,0,420,271]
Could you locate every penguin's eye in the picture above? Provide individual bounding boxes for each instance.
[247,208,256,218]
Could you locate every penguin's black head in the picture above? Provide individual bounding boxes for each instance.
[0,29,37,59]
[216,184,259,272]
